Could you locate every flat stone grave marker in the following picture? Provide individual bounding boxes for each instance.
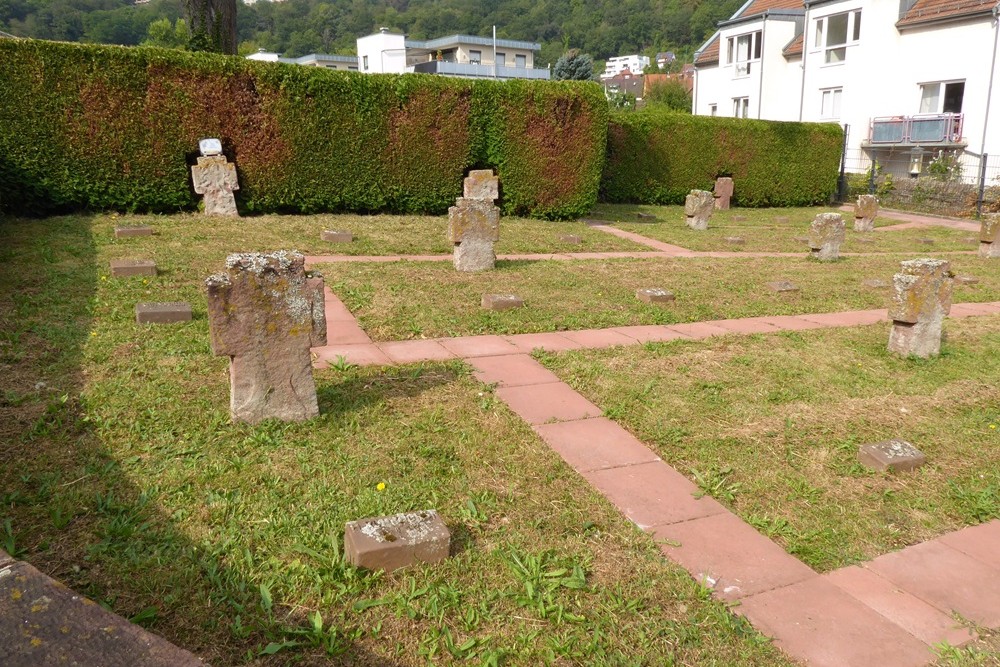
[767,280,799,293]
[980,214,1000,258]
[808,212,846,261]
[863,278,890,289]
[345,510,450,572]
[793,236,810,244]
[774,216,790,223]
[637,212,656,220]
[732,215,748,222]
[135,302,191,324]
[888,258,953,358]
[854,237,875,244]
[714,177,734,210]
[114,225,153,238]
[449,170,500,272]
[724,236,746,245]
[963,236,979,245]
[854,194,879,232]
[205,251,326,423]
[954,274,979,285]
[482,294,524,311]
[560,234,582,244]
[321,230,353,243]
[110,259,157,277]
[917,238,935,245]
[637,288,675,304]
[858,439,926,472]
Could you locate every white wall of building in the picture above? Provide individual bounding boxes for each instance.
[357,30,407,73]
[601,55,650,79]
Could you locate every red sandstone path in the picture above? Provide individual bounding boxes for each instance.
[837,205,982,233]
[307,233,1000,665]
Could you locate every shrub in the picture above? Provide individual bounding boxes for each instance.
[601,109,843,207]
[0,39,606,219]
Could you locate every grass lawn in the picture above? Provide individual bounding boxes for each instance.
[536,319,1000,573]
[319,254,1000,341]
[589,204,979,254]
[72,211,646,258]
[0,214,797,665]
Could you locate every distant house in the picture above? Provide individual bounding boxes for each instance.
[246,50,358,71]
[655,51,676,69]
[356,28,549,80]
[692,0,1000,179]
[603,68,645,101]
[644,64,695,96]
[600,54,651,80]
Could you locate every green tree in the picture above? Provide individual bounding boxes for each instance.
[645,78,692,113]
[553,48,594,81]
[184,0,236,54]
[144,17,189,50]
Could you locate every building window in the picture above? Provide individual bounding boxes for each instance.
[469,49,482,64]
[733,97,749,118]
[709,104,718,117]
[495,52,505,66]
[515,54,526,68]
[363,55,368,71]
[814,10,861,64]
[349,66,358,71]
[919,81,965,113]
[820,88,842,119]
[726,30,762,76]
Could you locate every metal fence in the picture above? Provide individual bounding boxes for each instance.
[837,127,1000,218]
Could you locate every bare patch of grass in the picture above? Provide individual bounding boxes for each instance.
[539,318,1000,572]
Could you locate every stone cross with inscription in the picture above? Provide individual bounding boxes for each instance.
[809,212,845,261]
[449,170,501,272]
[205,251,327,423]
[713,177,734,210]
[887,258,953,358]
[854,194,879,232]
[191,139,240,217]
[685,190,714,230]
[979,214,1000,258]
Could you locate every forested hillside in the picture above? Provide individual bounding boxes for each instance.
[0,0,742,66]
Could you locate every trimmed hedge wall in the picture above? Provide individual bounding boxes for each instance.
[602,109,843,207]
[0,40,608,219]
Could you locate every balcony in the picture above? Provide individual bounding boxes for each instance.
[411,60,550,80]
[865,113,965,147]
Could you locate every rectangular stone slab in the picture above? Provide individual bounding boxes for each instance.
[114,225,153,238]
[858,439,926,472]
[482,294,524,310]
[345,510,450,572]
[135,302,192,324]
[980,216,1000,244]
[110,259,157,277]
[636,288,675,304]
[321,230,353,243]
[0,555,202,666]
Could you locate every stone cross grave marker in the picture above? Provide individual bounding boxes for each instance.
[854,194,879,232]
[685,190,714,230]
[809,213,845,261]
[887,258,953,358]
[449,170,500,272]
[980,214,1000,258]
[205,251,327,423]
[191,139,240,217]
[714,177,734,210]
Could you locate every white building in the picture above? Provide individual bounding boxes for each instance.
[601,54,651,80]
[692,0,1000,179]
[246,50,358,71]
[356,28,549,80]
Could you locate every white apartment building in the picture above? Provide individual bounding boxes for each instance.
[600,54,651,80]
[693,0,1000,179]
[246,50,358,71]
[356,28,549,80]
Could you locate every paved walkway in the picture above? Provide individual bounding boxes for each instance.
[309,240,1000,666]
[838,205,982,232]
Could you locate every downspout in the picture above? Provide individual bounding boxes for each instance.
[980,5,1000,157]
[798,5,809,121]
[693,65,699,113]
[757,13,767,119]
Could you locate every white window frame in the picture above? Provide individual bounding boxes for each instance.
[813,10,861,65]
[725,30,762,78]
[820,87,842,119]
[709,103,718,117]
[733,97,750,118]
[918,80,965,114]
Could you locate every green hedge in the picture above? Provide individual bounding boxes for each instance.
[0,40,608,219]
[602,109,843,207]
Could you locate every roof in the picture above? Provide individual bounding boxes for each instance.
[405,34,540,52]
[694,32,721,65]
[294,54,357,64]
[897,0,999,27]
[735,0,805,17]
[783,32,804,58]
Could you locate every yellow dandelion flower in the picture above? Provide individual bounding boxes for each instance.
[990,424,997,430]
[376,482,386,491]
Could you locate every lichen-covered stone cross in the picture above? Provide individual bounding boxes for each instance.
[191,154,240,217]
[205,251,327,423]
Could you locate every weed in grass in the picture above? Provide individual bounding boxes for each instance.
[948,477,1000,523]
[692,466,741,503]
